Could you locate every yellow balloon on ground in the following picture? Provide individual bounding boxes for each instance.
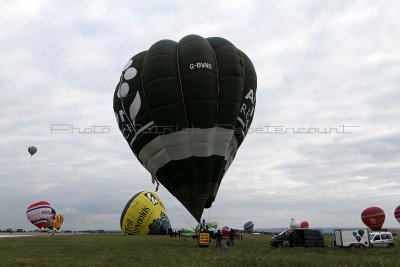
[120,191,171,235]
[53,214,64,230]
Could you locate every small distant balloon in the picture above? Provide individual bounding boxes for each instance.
[394,205,400,223]
[300,221,309,228]
[28,146,37,156]
[290,218,300,229]
[244,221,254,232]
[207,221,218,230]
[361,206,385,231]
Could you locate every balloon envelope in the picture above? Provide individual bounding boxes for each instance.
[221,226,230,237]
[290,218,300,229]
[244,221,254,231]
[26,201,54,229]
[394,205,400,223]
[113,34,257,221]
[207,221,218,230]
[300,221,309,228]
[120,191,171,235]
[53,214,64,230]
[361,207,385,231]
[221,226,229,231]
[28,146,37,156]
[181,227,196,237]
[46,217,54,229]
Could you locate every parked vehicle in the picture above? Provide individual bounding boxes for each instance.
[369,231,395,247]
[270,229,324,247]
[334,228,370,248]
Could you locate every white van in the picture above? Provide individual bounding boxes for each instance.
[369,232,395,247]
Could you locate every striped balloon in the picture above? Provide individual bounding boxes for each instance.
[26,201,54,229]
[394,205,400,223]
[361,206,385,231]
[244,221,254,232]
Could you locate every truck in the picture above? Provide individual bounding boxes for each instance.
[334,228,370,248]
[270,229,324,247]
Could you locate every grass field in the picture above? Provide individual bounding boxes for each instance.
[0,233,399,267]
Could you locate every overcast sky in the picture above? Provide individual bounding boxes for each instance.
[1,0,399,231]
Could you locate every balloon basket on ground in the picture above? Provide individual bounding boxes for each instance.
[197,233,210,247]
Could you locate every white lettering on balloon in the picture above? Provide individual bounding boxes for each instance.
[237,89,256,136]
[189,62,213,70]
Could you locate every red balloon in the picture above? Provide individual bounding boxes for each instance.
[300,221,309,228]
[361,207,385,231]
[394,205,400,224]
[221,226,230,238]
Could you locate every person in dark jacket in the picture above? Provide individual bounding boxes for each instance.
[229,229,235,247]
[215,230,222,248]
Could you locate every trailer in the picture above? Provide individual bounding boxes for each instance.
[334,228,370,248]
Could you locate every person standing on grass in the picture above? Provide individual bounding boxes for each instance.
[229,229,235,247]
[201,219,207,231]
[215,229,222,248]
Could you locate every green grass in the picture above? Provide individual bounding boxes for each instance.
[1,234,399,267]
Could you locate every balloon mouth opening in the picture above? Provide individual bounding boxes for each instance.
[205,197,215,209]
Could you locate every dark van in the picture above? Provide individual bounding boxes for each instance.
[270,229,324,247]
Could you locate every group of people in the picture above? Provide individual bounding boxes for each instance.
[214,228,237,249]
[167,228,181,237]
[198,219,243,249]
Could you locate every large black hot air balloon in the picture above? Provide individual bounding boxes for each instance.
[113,34,257,221]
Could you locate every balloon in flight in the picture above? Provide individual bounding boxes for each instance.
[120,191,171,235]
[113,34,257,221]
[361,206,385,231]
[28,146,37,156]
